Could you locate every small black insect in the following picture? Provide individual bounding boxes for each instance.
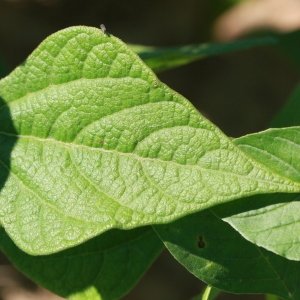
[197,235,205,248]
[100,24,107,34]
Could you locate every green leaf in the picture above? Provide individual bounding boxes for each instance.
[212,128,300,260]
[265,294,280,300]
[0,226,163,300]
[0,26,298,255]
[266,294,281,300]
[131,37,276,73]
[154,210,300,300]
[212,193,300,260]
[235,127,300,183]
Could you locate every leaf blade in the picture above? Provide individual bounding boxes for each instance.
[155,210,300,300]
[0,226,163,300]
[0,26,299,254]
[212,127,300,260]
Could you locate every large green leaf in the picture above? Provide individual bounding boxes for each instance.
[0,26,299,255]
[154,210,300,300]
[0,226,163,300]
[131,37,276,73]
[212,128,300,260]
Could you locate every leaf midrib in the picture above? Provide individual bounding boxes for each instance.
[1,131,300,190]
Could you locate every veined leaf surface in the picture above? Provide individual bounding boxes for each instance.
[0,225,163,300]
[213,128,300,260]
[0,26,299,254]
[154,210,300,300]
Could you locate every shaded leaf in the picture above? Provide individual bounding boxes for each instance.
[155,210,300,300]
[0,226,163,300]
[131,37,276,73]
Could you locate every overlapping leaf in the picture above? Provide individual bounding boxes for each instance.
[155,210,300,300]
[0,26,299,255]
[131,37,276,73]
[212,128,300,260]
[0,225,163,300]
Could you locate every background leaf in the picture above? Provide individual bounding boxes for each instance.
[212,128,300,260]
[234,127,300,183]
[154,210,300,300]
[0,226,163,300]
[131,37,276,73]
[0,26,298,255]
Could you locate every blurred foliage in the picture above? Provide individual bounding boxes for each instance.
[132,36,276,73]
[277,30,300,70]
[207,0,244,23]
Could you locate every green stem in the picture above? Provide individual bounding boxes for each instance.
[191,286,222,300]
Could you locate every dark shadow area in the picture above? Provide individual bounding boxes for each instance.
[155,210,290,300]
[0,96,18,193]
[0,94,18,277]
[212,192,300,219]
[0,226,162,300]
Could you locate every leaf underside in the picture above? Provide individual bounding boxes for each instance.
[0,26,299,255]
[0,225,163,300]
